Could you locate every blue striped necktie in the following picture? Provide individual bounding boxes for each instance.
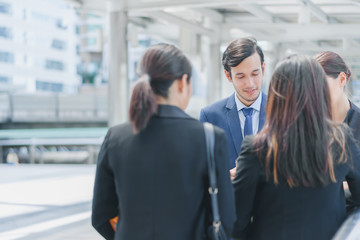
[242,107,253,136]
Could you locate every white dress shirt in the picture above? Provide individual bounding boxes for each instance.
[234,92,262,137]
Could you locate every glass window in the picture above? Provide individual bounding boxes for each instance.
[87,38,97,46]
[32,11,58,28]
[56,18,67,30]
[32,12,51,22]
[45,60,64,71]
[0,2,11,15]
[139,39,151,47]
[0,75,11,83]
[87,13,101,19]
[76,44,80,55]
[86,25,101,32]
[0,26,12,39]
[75,26,80,35]
[36,80,63,92]
[0,51,14,63]
[23,8,27,20]
[51,39,66,50]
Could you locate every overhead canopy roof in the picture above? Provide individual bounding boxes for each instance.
[67,0,360,125]
[72,0,360,57]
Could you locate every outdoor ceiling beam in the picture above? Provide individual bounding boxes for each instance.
[75,0,106,11]
[343,38,352,50]
[350,1,360,7]
[241,3,285,23]
[65,0,83,7]
[352,39,360,47]
[229,23,360,31]
[128,0,254,12]
[280,45,360,57]
[224,23,360,41]
[304,40,319,48]
[148,11,214,37]
[297,0,338,23]
[223,17,268,39]
[128,17,149,28]
[195,8,224,23]
[298,3,311,24]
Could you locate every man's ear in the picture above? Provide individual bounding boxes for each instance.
[261,62,266,76]
[224,70,232,83]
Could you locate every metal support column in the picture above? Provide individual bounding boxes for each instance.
[0,146,3,163]
[87,145,94,164]
[107,1,129,127]
[29,144,36,164]
[202,16,222,104]
[207,40,222,104]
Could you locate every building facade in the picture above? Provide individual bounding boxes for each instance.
[0,0,80,93]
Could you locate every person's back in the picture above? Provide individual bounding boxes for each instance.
[92,44,235,240]
[234,135,359,240]
[232,55,360,240]
[105,107,232,239]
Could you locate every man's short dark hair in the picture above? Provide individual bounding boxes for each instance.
[222,37,264,74]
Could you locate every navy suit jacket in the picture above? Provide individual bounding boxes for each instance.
[199,92,267,168]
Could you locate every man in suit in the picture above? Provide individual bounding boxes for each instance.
[200,37,267,178]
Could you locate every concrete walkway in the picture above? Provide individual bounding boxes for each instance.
[0,164,102,240]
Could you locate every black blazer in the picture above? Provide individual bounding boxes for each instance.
[92,105,236,240]
[232,134,360,240]
[344,101,360,211]
[345,101,360,143]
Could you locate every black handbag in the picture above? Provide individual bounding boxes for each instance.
[204,123,228,240]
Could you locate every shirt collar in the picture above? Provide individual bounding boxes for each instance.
[235,91,262,112]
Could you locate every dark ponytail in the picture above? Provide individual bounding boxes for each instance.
[129,74,157,133]
[128,43,192,133]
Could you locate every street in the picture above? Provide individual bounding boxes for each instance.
[0,164,102,240]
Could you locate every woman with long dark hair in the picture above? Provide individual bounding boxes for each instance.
[92,44,235,240]
[232,55,360,240]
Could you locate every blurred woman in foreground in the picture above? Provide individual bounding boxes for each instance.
[92,43,235,240]
[315,51,360,212]
[314,51,360,138]
[232,55,360,240]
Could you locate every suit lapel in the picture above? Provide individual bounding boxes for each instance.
[226,95,242,156]
[258,92,267,130]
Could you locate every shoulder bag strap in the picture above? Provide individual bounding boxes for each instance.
[204,122,222,234]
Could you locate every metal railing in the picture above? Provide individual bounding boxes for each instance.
[0,127,107,163]
[0,93,108,123]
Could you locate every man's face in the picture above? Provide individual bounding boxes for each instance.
[225,53,265,106]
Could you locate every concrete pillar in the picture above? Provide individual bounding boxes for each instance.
[203,18,222,104]
[29,144,35,164]
[207,40,222,103]
[107,1,129,127]
[0,146,3,163]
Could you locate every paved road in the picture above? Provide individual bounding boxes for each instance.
[0,164,102,240]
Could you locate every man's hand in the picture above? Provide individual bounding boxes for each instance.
[230,167,237,180]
